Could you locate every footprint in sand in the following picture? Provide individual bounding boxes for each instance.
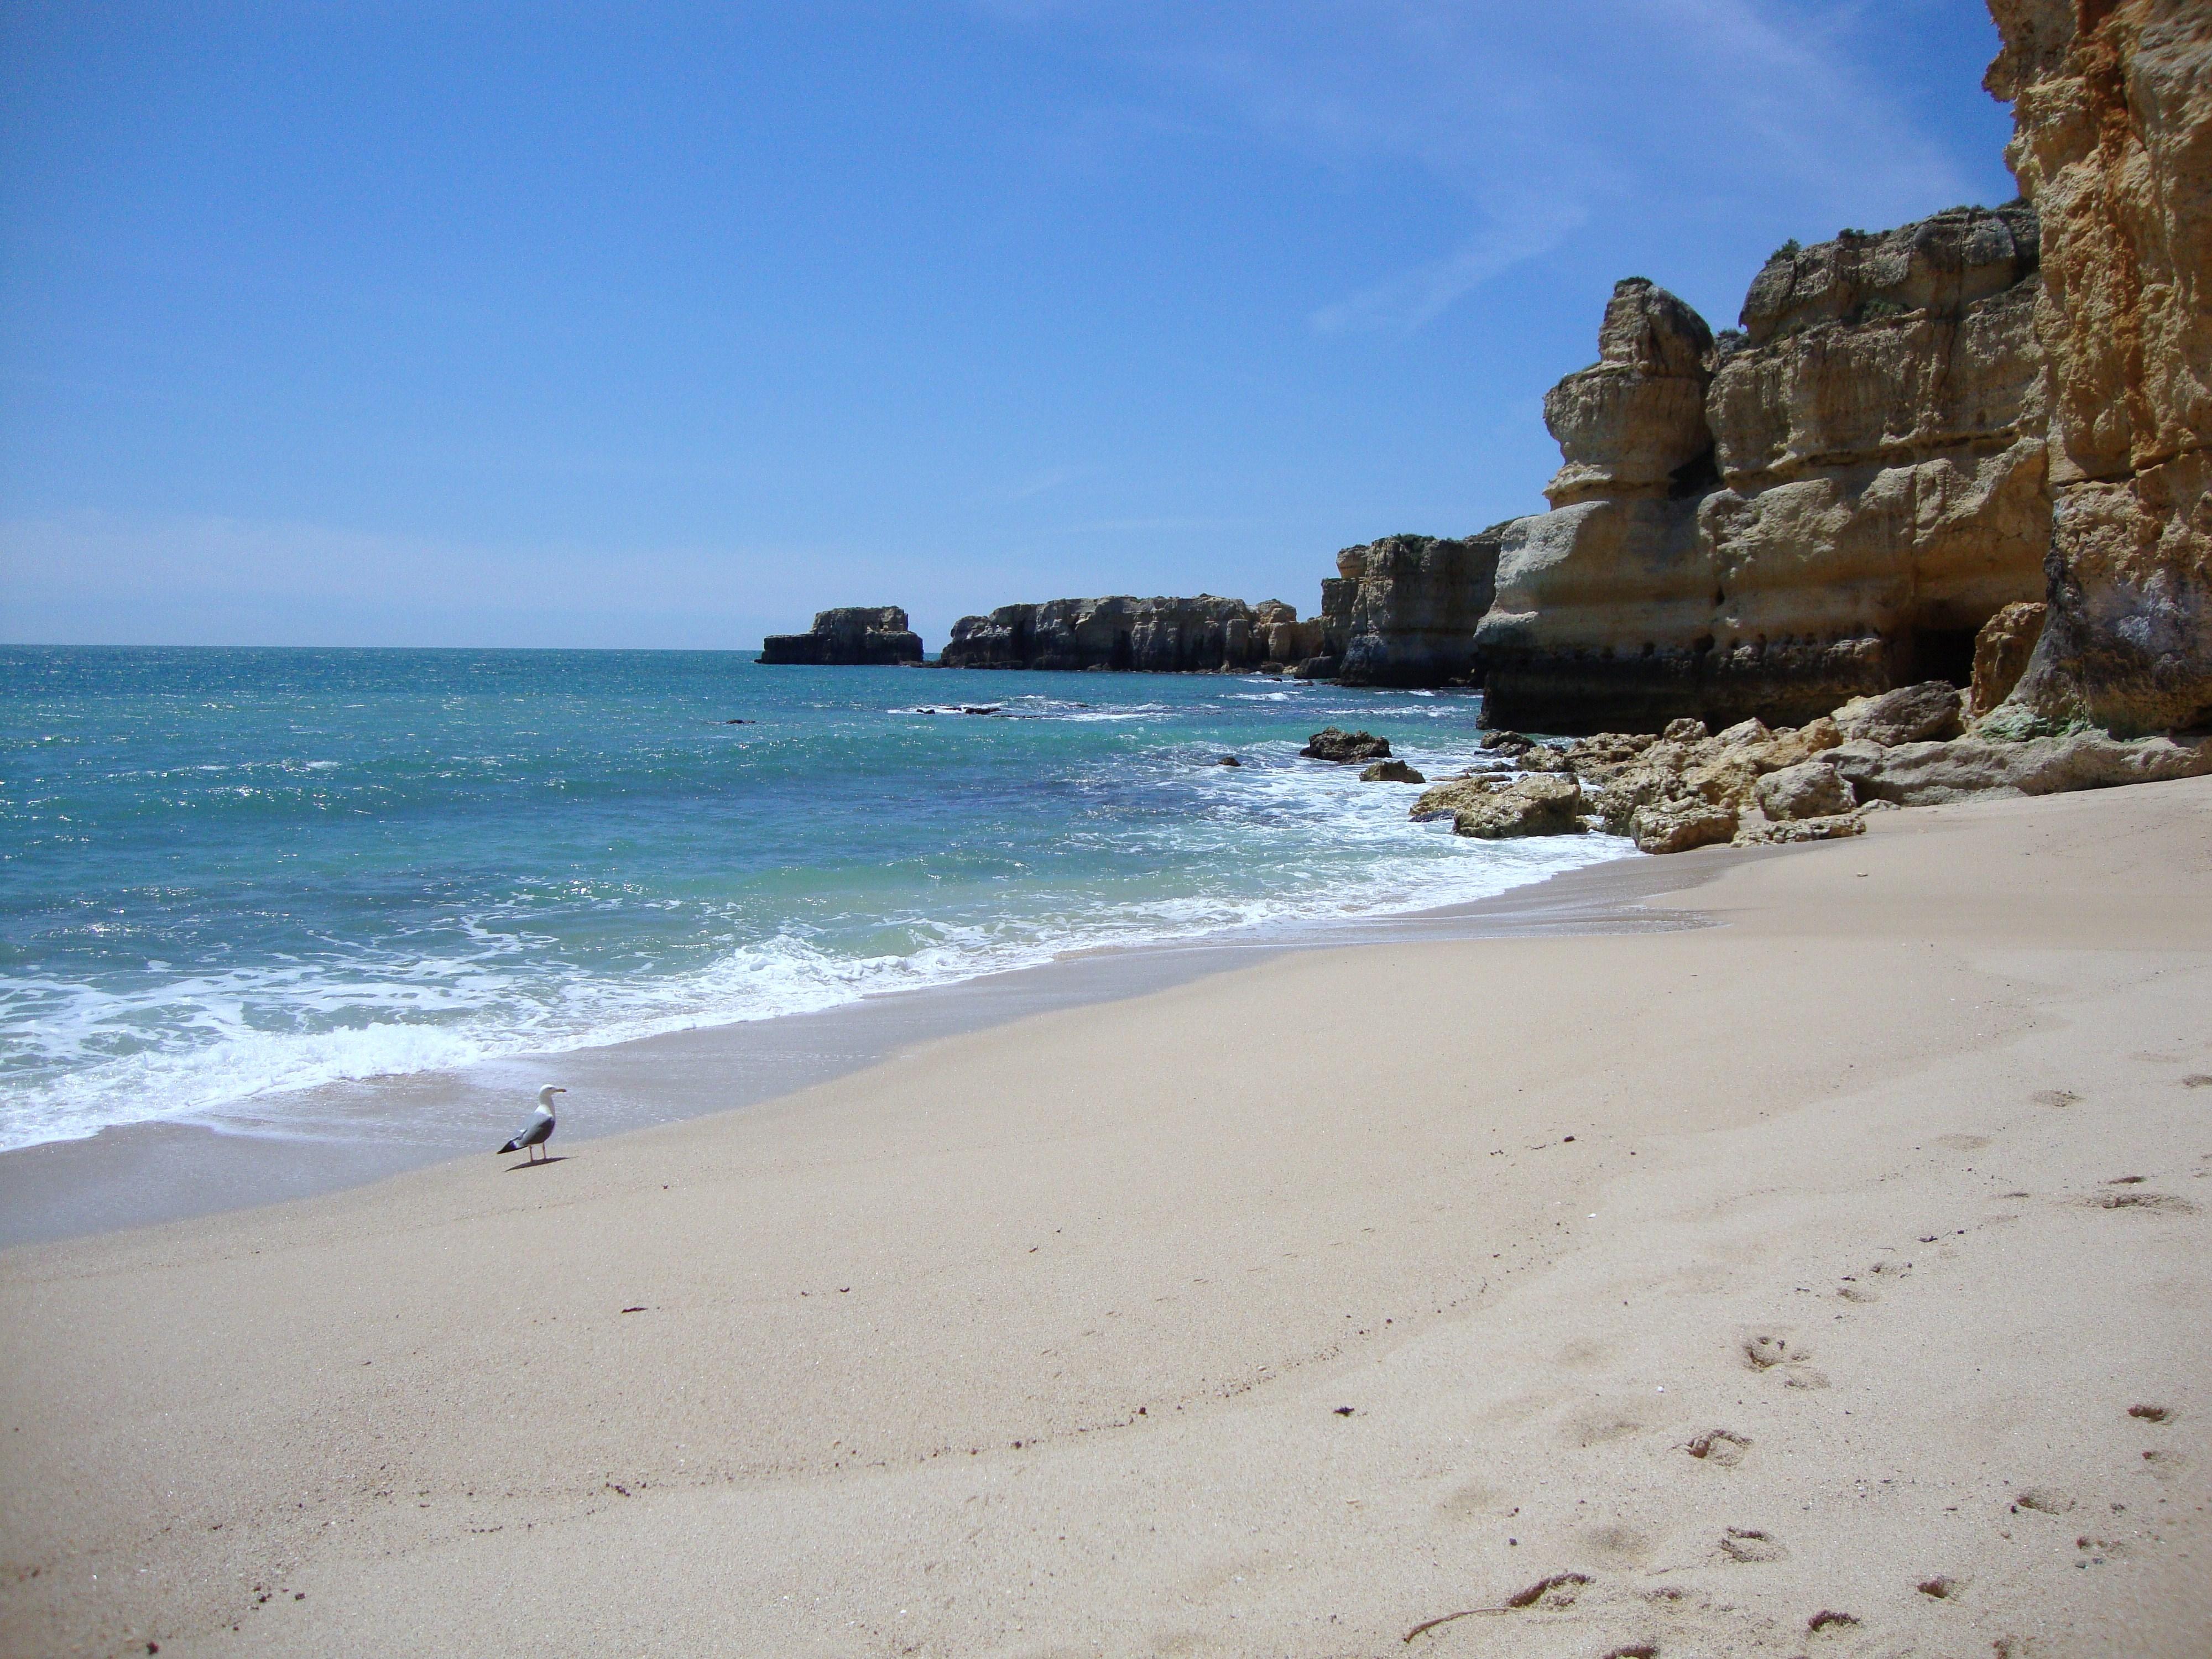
[2013,1486,2075,1515]
[2181,1074,2212,1089]
[1566,1408,1647,1449]
[2089,1190,2199,1214]
[1743,1332,1828,1389]
[1837,1277,1879,1303]
[1582,1524,1652,1566]
[2139,1448,2185,1479]
[2031,1089,2081,1108]
[1742,1333,1802,1370]
[1687,1428,1752,1467]
[1719,1526,1788,1563]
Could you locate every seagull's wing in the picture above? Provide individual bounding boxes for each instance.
[498,1106,554,1153]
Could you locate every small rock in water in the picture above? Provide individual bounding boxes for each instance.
[1216,755,1242,767]
[1359,759,1425,784]
[1301,727,1391,762]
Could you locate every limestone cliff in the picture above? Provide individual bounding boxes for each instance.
[938,595,1300,673]
[1985,0,2212,734]
[1322,530,1507,687]
[1479,208,2051,733]
[760,607,924,666]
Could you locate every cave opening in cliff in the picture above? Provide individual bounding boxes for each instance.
[1910,627,1978,690]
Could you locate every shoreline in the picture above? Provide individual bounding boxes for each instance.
[6,779,2207,1656]
[0,840,1717,1249]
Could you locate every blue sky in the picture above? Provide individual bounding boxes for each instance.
[2,1,2019,650]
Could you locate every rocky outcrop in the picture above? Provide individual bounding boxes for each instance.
[938,596,1305,673]
[1479,205,2051,734]
[1542,279,1718,509]
[1408,681,2208,854]
[1360,759,1426,784]
[1970,599,2049,713]
[1829,728,2211,805]
[1984,1,2212,734]
[1329,528,1509,687]
[760,607,924,666]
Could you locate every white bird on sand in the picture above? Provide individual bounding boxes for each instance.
[498,1086,565,1163]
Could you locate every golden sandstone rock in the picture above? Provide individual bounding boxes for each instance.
[1985,0,2212,733]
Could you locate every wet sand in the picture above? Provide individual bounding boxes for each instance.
[0,846,1707,1250]
[2,779,2208,1656]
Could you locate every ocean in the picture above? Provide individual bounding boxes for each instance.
[1,646,1631,1154]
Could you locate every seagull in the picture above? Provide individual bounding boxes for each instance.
[499,1085,565,1164]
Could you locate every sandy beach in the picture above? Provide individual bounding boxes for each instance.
[4,777,2209,1657]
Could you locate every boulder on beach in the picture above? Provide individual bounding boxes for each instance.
[1832,681,1966,748]
[1754,759,1854,821]
[1627,796,1738,854]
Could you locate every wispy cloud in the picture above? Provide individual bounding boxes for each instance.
[1308,202,1590,334]
[980,465,1092,505]
[978,0,1987,330]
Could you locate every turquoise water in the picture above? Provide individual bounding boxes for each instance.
[1,647,1628,1151]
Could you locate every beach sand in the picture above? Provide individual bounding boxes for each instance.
[3,778,2209,1657]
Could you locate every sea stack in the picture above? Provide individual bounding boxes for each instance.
[938,595,1312,673]
[759,607,925,666]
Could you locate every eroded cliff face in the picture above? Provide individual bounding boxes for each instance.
[1479,210,2052,734]
[938,595,1298,673]
[1986,0,2212,733]
[760,607,925,666]
[1328,530,1506,687]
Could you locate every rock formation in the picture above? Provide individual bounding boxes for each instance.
[1325,529,1508,687]
[1468,3,2210,739]
[1410,679,2209,852]
[1479,208,2051,734]
[938,595,1305,674]
[1359,759,1426,784]
[1301,728,1391,763]
[760,607,925,666]
[1984,0,2212,734]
